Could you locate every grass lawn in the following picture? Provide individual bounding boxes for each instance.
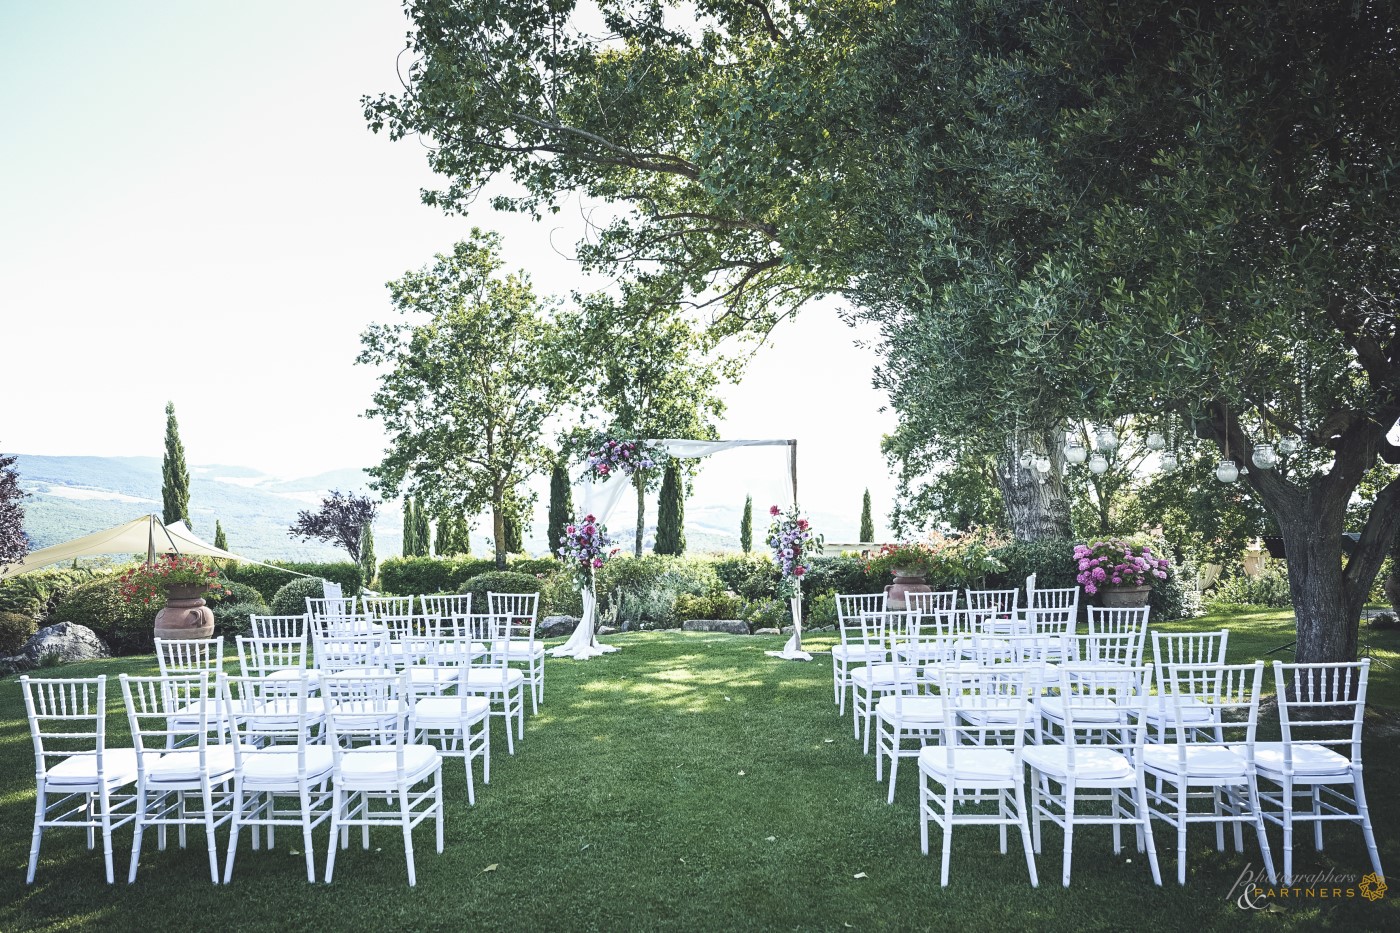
[1,613,1398,931]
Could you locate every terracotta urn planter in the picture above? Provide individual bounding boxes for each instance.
[884,568,933,611]
[154,584,216,641]
[1100,584,1151,608]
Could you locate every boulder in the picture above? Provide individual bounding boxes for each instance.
[539,615,581,638]
[754,627,781,636]
[597,625,619,636]
[682,619,751,636]
[2,622,110,674]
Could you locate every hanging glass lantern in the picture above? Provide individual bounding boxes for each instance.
[1088,452,1109,475]
[1034,456,1051,475]
[1159,451,1179,471]
[1251,443,1277,469]
[1018,450,1034,470]
[1145,431,1166,451]
[1216,460,1240,483]
[1277,435,1302,455]
[1063,438,1088,465]
[1095,426,1118,453]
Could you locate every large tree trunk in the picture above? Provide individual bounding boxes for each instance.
[994,431,1072,541]
[492,496,507,570]
[634,473,646,556]
[1204,401,1400,664]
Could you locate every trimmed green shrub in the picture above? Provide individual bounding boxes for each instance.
[212,601,265,639]
[51,575,154,655]
[539,569,583,617]
[459,571,544,613]
[222,562,362,603]
[712,554,779,601]
[804,556,883,597]
[509,557,561,577]
[1208,562,1292,610]
[744,598,789,629]
[270,577,328,617]
[0,611,36,654]
[672,593,746,624]
[215,581,268,609]
[986,537,1079,591]
[379,557,496,596]
[807,590,839,627]
[595,556,723,629]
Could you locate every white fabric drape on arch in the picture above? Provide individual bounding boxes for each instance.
[551,438,805,660]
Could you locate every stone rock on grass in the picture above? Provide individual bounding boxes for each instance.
[754,627,781,636]
[597,625,619,636]
[1,622,110,674]
[539,615,581,638]
[682,619,751,635]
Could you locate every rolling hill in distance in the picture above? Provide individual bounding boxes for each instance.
[11,455,865,566]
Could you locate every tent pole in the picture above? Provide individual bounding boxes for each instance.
[146,515,156,566]
[789,439,798,507]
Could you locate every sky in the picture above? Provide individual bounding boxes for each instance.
[0,1,900,541]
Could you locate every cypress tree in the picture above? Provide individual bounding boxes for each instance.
[655,460,685,555]
[453,514,471,555]
[213,520,227,551]
[503,507,523,554]
[860,488,875,542]
[415,500,432,556]
[740,495,753,553]
[434,512,452,555]
[360,520,377,586]
[161,401,191,528]
[402,497,417,557]
[547,461,573,556]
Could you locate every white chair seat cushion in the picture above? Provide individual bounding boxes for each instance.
[832,644,885,662]
[490,640,544,659]
[1143,744,1248,779]
[1039,697,1123,723]
[337,745,440,785]
[1143,698,1216,726]
[957,699,1036,725]
[852,664,918,687]
[45,748,140,787]
[876,695,945,723]
[1247,742,1353,778]
[241,747,334,786]
[144,746,237,782]
[1023,746,1135,782]
[919,746,1017,782]
[407,667,459,688]
[263,668,320,688]
[460,669,526,690]
[414,696,491,726]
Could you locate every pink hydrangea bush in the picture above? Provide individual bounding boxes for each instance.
[1073,539,1170,595]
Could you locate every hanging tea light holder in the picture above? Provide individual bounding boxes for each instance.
[1063,434,1088,465]
[1088,452,1109,475]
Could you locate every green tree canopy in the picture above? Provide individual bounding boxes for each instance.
[739,495,753,554]
[859,489,874,543]
[359,230,581,568]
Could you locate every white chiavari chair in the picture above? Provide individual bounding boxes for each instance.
[405,633,492,804]
[833,593,888,714]
[488,592,544,713]
[850,610,918,753]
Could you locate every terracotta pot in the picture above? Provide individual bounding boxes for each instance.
[884,569,932,610]
[154,584,215,641]
[1100,584,1151,608]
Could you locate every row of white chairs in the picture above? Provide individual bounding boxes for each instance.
[22,624,529,887]
[305,592,546,713]
[826,611,1384,889]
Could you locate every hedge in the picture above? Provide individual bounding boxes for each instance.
[221,562,362,603]
[458,572,544,615]
[378,557,497,595]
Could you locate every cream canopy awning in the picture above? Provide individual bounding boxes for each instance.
[0,514,307,579]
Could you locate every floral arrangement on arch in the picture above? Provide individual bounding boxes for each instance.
[584,439,665,482]
[768,504,822,598]
[118,555,229,606]
[556,514,620,589]
[1073,539,1170,595]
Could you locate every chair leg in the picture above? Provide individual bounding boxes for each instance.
[1015,782,1038,888]
[940,787,955,886]
[27,787,45,885]
[464,728,477,806]
[435,767,444,854]
[1031,772,1043,854]
[1175,782,1189,886]
[300,786,317,884]
[483,721,492,784]
[99,786,116,885]
[1281,778,1294,885]
[1061,781,1076,887]
[1354,773,1384,880]
[399,784,417,888]
[202,784,220,884]
[1311,787,1324,850]
[325,787,343,883]
[128,789,147,884]
[1137,776,1162,886]
[1248,778,1277,885]
[224,785,243,884]
[887,740,901,806]
[919,775,930,856]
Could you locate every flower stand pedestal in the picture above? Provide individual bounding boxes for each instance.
[1100,584,1151,608]
[153,584,215,641]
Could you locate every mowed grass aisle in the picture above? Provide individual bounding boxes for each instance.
[1,628,1398,931]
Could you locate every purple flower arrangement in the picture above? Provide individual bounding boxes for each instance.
[768,504,822,598]
[1073,539,1170,595]
[584,439,663,481]
[557,513,619,588]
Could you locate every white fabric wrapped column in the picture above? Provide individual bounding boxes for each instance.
[764,590,812,661]
[552,584,617,660]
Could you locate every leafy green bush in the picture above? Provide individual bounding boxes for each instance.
[538,569,583,617]
[987,537,1079,591]
[803,556,882,597]
[1149,553,1203,621]
[509,557,561,577]
[0,611,36,654]
[711,554,779,600]
[222,562,362,603]
[744,598,790,629]
[459,571,544,614]
[378,557,496,595]
[0,567,98,621]
[806,590,838,627]
[50,575,154,655]
[1208,562,1292,610]
[212,601,265,640]
[595,556,722,629]
[270,577,328,617]
[215,581,268,609]
[672,593,746,624]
